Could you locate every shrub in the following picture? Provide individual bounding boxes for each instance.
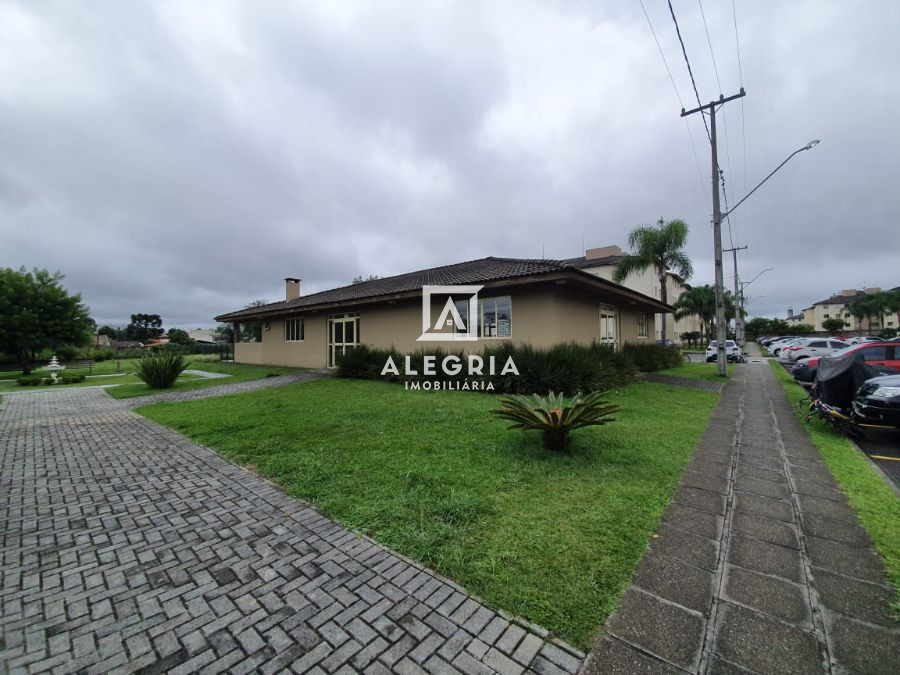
[337,345,401,379]
[337,342,637,395]
[133,352,189,389]
[621,344,682,372]
[17,375,43,386]
[880,328,897,339]
[492,390,619,452]
[61,374,86,384]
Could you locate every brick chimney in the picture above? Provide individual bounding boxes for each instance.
[285,278,301,301]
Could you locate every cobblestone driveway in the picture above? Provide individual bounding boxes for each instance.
[0,388,583,674]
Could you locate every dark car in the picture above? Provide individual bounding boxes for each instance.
[852,374,900,427]
[792,360,818,387]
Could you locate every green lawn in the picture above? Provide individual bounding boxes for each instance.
[0,372,141,393]
[106,362,302,399]
[657,362,731,381]
[0,357,148,379]
[138,378,719,648]
[769,361,900,592]
[0,360,301,398]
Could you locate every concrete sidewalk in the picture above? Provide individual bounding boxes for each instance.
[1,386,583,674]
[583,360,898,674]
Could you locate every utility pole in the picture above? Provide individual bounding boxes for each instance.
[682,89,746,376]
[724,245,747,344]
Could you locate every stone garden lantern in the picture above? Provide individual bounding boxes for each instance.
[46,355,65,383]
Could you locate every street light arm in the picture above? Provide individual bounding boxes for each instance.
[722,141,820,218]
[742,267,774,289]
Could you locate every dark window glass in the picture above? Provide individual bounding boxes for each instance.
[862,346,887,360]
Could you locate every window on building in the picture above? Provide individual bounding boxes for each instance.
[285,318,304,342]
[823,313,830,318]
[455,296,512,337]
[237,322,262,343]
[637,313,648,338]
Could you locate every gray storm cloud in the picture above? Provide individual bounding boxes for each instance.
[1,0,897,327]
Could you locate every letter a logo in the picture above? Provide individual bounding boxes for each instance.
[433,297,467,332]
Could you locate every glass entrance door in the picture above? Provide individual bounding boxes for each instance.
[328,313,359,367]
[599,305,618,347]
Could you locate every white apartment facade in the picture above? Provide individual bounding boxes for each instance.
[565,245,703,343]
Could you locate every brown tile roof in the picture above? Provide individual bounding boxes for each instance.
[562,254,625,268]
[811,291,866,307]
[215,256,671,321]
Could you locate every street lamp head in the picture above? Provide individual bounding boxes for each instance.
[803,139,820,150]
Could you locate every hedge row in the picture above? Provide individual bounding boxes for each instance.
[337,341,681,395]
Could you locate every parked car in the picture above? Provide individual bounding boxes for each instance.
[852,373,900,427]
[783,339,849,363]
[762,336,795,347]
[656,339,677,347]
[795,342,900,387]
[777,338,816,362]
[846,336,884,345]
[706,340,741,362]
[791,360,818,387]
[772,338,807,357]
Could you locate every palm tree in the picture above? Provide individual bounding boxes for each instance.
[673,285,716,344]
[613,218,693,344]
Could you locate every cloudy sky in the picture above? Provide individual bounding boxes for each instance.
[1,0,898,328]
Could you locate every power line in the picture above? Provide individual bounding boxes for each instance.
[638,0,710,211]
[698,0,738,245]
[667,0,711,142]
[698,0,722,92]
[732,0,750,248]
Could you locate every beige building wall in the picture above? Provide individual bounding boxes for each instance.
[579,263,700,341]
[234,286,651,368]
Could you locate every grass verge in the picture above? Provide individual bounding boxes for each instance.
[769,360,900,591]
[138,378,718,648]
[106,362,302,399]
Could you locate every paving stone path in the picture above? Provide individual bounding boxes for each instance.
[0,385,583,674]
[584,358,899,674]
[121,370,329,409]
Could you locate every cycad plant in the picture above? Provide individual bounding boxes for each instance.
[133,350,189,389]
[492,391,619,452]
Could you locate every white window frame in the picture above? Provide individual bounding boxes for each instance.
[637,313,648,339]
[284,318,305,342]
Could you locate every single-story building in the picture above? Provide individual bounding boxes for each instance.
[215,257,673,369]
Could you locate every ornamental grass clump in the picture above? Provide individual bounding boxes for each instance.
[134,351,189,389]
[492,390,619,452]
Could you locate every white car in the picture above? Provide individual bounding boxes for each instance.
[783,338,849,363]
[777,338,816,362]
[706,340,741,362]
[846,336,884,345]
[771,337,806,356]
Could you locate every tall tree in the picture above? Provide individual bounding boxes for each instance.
[167,328,193,346]
[822,317,846,333]
[673,285,716,343]
[613,218,693,344]
[0,267,93,373]
[126,314,164,342]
